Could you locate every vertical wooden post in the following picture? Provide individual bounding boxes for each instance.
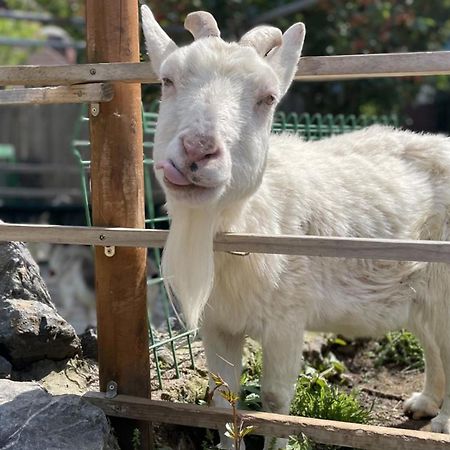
[85,1,152,449]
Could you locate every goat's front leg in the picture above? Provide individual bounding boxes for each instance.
[202,322,245,449]
[431,337,450,434]
[261,326,304,450]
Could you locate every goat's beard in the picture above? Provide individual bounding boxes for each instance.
[162,206,216,329]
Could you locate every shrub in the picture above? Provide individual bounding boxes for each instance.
[374,330,424,371]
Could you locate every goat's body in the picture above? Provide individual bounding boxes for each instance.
[141,7,450,446]
[209,126,450,338]
[201,126,450,448]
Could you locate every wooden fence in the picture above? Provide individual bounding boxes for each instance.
[1,6,450,449]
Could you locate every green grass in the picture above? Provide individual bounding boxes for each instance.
[239,341,371,450]
[290,373,371,423]
[373,330,424,371]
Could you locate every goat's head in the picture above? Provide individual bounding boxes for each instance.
[142,4,305,208]
[141,5,305,328]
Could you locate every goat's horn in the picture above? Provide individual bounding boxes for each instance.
[240,26,282,56]
[184,11,220,40]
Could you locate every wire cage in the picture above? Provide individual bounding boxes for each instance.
[71,101,398,389]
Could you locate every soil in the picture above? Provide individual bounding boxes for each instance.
[13,334,432,448]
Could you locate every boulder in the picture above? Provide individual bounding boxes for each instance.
[0,356,11,379]
[80,326,98,360]
[0,379,119,450]
[0,241,80,368]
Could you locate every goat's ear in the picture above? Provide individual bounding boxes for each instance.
[239,26,282,57]
[266,23,305,96]
[141,4,178,74]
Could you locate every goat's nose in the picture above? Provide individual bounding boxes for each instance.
[182,134,218,162]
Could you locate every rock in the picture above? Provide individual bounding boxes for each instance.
[80,326,98,360]
[0,379,119,450]
[0,356,11,379]
[0,241,52,305]
[0,241,81,368]
[303,333,329,363]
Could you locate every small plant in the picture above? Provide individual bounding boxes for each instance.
[131,428,141,450]
[238,341,370,449]
[207,372,256,450]
[374,330,424,371]
[290,370,371,424]
[201,429,216,450]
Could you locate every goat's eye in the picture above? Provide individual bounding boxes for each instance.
[257,94,277,107]
[161,77,174,88]
[264,94,276,105]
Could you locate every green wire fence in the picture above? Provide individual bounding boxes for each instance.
[71,100,398,389]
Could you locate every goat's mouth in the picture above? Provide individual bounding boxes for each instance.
[156,159,220,192]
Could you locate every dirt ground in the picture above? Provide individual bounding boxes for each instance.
[15,334,433,448]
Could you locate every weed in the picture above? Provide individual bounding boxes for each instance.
[238,339,370,450]
[290,372,371,424]
[208,372,256,449]
[374,330,424,371]
[131,428,141,450]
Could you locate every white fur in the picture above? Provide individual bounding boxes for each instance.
[142,4,450,448]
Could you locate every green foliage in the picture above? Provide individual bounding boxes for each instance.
[287,435,339,450]
[238,342,370,450]
[209,372,254,449]
[149,0,450,119]
[5,0,84,39]
[131,428,141,450]
[290,373,371,424]
[374,330,424,371]
[0,0,85,65]
[0,17,40,65]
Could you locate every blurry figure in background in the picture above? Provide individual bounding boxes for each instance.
[46,245,96,334]
[27,25,76,66]
[45,245,165,334]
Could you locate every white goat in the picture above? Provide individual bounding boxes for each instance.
[142,4,450,448]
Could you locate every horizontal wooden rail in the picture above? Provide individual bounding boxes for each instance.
[0,188,82,199]
[0,162,79,174]
[2,223,450,263]
[0,83,113,105]
[0,51,450,87]
[84,392,450,450]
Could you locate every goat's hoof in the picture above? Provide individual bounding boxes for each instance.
[431,413,450,433]
[403,392,440,419]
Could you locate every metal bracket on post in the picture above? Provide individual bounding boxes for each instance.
[104,246,115,257]
[90,102,100,117]
[106,380,118,399]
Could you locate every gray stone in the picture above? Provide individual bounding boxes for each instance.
[80,326,98,360]
[0,241,52,305]
[0,379,119,450]
[0,356,11,379]
[0,241,81,368]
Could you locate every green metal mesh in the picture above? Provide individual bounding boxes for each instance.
[72,101,398,388]
[71,103,195,389]
[272,111,398,139]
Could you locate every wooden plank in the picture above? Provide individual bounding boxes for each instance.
[2,223,450,263]
[1,51,450,86]
[0,162,79,174]
[0,83,113,105]
[84,392,450,450]
[0,62,155,86]
[295,51,450,81]
[0,187,82,199]
[85,1,152,449]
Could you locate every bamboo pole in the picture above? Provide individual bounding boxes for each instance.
[85,1,152,449]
